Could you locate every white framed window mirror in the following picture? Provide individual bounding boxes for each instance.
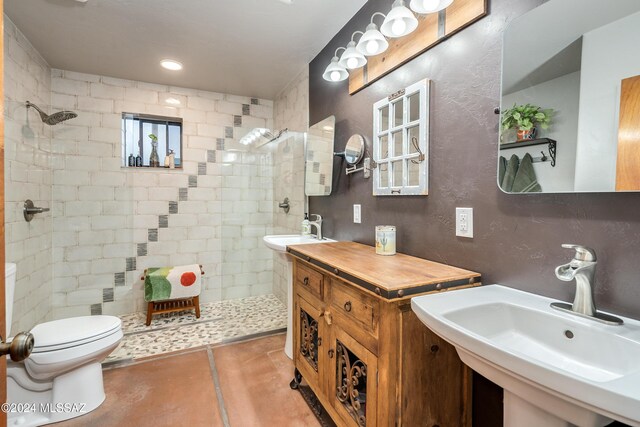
[372,79,429,196]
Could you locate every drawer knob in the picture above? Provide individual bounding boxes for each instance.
[303,277,309,286]
[344,301,352,312]
[333,268,339,275]
[318,337,322,347]
[430,345,439,353]
[328,349,335,358]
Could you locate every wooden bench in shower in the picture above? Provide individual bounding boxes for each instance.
[141,265,204,326]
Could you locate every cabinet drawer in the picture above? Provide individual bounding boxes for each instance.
[296,262,324,300]
[330,279,378,335]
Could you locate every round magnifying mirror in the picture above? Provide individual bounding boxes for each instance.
[343,135,365,166]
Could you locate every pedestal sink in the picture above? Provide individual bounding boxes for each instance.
[263,235,336,359]
[411,285,640,427]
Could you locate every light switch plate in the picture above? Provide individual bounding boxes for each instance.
[456,207,473,238]
[353,204,361,224]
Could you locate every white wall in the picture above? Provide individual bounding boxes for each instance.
[502,71,580,192]
[574,11,640,191]
[4,17,53,334]
[271,67,309,304]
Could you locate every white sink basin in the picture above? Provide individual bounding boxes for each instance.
[263,234,336,360]
[411,285,640,427]
[263,234,335,258]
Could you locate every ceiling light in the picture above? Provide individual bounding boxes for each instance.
[323,48,349,82]
[160,59,183,71]
[381,0,419,38]
[409,0,453,14]
[356,13,389,56]
[339,32,367,70]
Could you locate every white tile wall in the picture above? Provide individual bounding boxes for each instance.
[50,70,276,317]
[4,17,53,335]
[271,67,309,305]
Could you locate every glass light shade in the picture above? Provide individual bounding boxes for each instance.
[339,41,367,70]
[323,56,349,82]
[409,0,453,14]
[356,23,389,56]
[380,0,419,38]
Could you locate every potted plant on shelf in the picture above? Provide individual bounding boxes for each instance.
[501,104,553,141]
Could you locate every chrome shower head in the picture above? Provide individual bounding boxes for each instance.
[26,101,78,125]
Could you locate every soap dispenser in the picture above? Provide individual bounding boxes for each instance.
[302,213,310,236]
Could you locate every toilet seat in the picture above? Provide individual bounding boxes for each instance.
[30,315,122,353]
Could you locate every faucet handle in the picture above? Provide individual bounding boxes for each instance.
[561,244,596,262]
[310,214,322,222]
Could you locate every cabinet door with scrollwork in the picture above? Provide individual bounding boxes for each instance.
[328,326,378,427]
[294,295,326,395]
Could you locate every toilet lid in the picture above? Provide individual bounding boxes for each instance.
[30,315,122,352]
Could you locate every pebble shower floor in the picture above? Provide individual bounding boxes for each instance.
[105,294,287,363]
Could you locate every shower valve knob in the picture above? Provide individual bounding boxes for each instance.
[0,332,35,362]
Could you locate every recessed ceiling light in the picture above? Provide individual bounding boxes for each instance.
[165,97,181,105]
[160,59,183,71]
[278,0,294,4]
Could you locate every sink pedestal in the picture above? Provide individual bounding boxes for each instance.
[458,347,613,427]
[505,392,578,427]
[283,255,294,359]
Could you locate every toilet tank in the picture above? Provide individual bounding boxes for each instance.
[5,263,16,338]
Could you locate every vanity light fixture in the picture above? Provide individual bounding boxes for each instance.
[160,59,183,71]
[322,47,349,82]
[356,13,390,56]
[381,0,419,38]
[339,32,368,70]
[409,0,453,14]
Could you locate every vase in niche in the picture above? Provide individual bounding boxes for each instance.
[149,141,160,167]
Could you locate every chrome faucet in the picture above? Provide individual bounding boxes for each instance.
[552,244,623,325]
[309,214,323,240]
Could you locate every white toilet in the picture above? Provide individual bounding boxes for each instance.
[5,263,123,427]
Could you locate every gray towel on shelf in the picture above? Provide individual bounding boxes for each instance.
[501,154,520,192]
[499,156,507,187]
[512,153,542,193]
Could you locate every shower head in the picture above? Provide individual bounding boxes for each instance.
[26,101,78,125]
[239,128,288,146]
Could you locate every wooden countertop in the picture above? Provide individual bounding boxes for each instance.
[287,241,481,299]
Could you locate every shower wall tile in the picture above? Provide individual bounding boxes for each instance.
[271,66,309,305]
[48,63,276,318]
[3,17,54,335]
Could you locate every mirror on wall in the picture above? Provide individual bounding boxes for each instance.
[305,116,335,196]
[498,0,640,193]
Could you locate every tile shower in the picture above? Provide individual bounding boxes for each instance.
[4,16,309,355]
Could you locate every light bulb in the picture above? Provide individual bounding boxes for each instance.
[330,71,341,82]
[347,57,359,69]
[366,40,379,54]
[421,0,440,12]
[392,19,407,36]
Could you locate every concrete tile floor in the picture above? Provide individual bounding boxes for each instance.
[54,333,320,427]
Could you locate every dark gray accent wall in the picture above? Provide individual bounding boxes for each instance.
[309,0,640,320]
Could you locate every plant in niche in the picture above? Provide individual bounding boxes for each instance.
[501,104,553,141]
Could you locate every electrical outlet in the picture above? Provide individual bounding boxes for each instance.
[353,204,361,224]
[456,208,473,238]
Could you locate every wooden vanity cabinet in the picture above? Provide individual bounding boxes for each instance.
[289,242,481,427]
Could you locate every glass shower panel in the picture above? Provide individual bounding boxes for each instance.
[220,138,276,300]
